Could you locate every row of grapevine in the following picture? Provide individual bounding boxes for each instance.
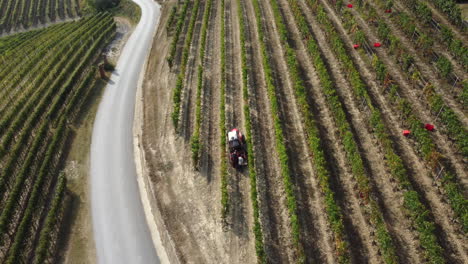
[236,0,265,261]
[250,0,306,260]
[285,0,404,262]
[349,1,468,159]
[336,0,467,232]
[0,0,80,34]
[171,0,200,128]
[312,0,455,261]
[295,0,410,262]
[33,171,67,263]
[0,14,115,262]
[219,0,229,220]
[373,0,467,71]
[0,15,103,131]
[0,15,112,172]
[397,0,467,68]
[165,6,178,32]
[166,0,191,67]
[422,0,463,27]
[190,0,212,167]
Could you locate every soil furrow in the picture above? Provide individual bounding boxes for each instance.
[346,4,468,156]
[259,0,326,262]
[241,0,296,262]
[179,0,205,140]
[340,2,467,186]
[223,1,255,262]
[294,2,427,262]
[295,2,404,264]
[416,0,468,44]
[314,0,468,261]
[283,1,428,263]
[172,1,194,72]
[199,0,220,181]
[372,0,467,94]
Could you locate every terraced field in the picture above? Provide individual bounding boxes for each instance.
[0,14,115,263]
[143,0,467,263]
[0,0,81,34]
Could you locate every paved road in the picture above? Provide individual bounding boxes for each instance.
[90,0,161,263]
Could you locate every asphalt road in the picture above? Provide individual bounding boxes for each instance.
[90,0,161,263]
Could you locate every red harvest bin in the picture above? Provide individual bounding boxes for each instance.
[425,124,435,131]
[347,4,353,8]
[353,44,360,49]
[385,9,392,13]
[374,42,382,47]
[403,130,411,136]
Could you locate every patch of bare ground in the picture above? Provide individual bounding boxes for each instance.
[344,1,468,190]
[178,0,205,139]
[240,0,296,262]
[373,0,467,101]
[223,1,256,262]
[141,1,255,263]
[315,0,468,262]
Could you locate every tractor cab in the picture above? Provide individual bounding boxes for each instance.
[228,128,247,169]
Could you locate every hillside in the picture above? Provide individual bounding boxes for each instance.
[141,0,467,263]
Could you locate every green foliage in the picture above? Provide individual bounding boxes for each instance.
[191,0,213,168]
[166,6,178,32]
[352,0,468,238]
[436,56,452,78]
[0,14,114,263]
[167,1,191,67]
[93,0,119,11]
[237,0,266,261]
[403,191,445,264]
[171,0,200,128]
[220,0,229,220]
[250,0,306,260]
[33,173,67,263]
[432,0,463,26]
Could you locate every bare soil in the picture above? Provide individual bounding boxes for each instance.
[137,0,468,263]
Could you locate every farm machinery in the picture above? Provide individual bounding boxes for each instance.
[228,128,247,169]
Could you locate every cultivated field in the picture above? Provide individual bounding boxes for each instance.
[142,0,467,263]
[0,14,115,263]
[0,0,81,34]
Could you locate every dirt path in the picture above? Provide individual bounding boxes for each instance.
[223,1,256,262]
[199,0,220,182]
[315,0,468,262]
[240,0,297,262]
[344,1,468,188]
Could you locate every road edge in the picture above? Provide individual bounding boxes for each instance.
[132,8,179,262]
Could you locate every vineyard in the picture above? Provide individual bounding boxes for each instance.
[0,0,81,34]
[0,13,115,263]
[143,0,467,263]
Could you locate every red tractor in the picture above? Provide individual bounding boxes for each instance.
[228,128,247,169]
